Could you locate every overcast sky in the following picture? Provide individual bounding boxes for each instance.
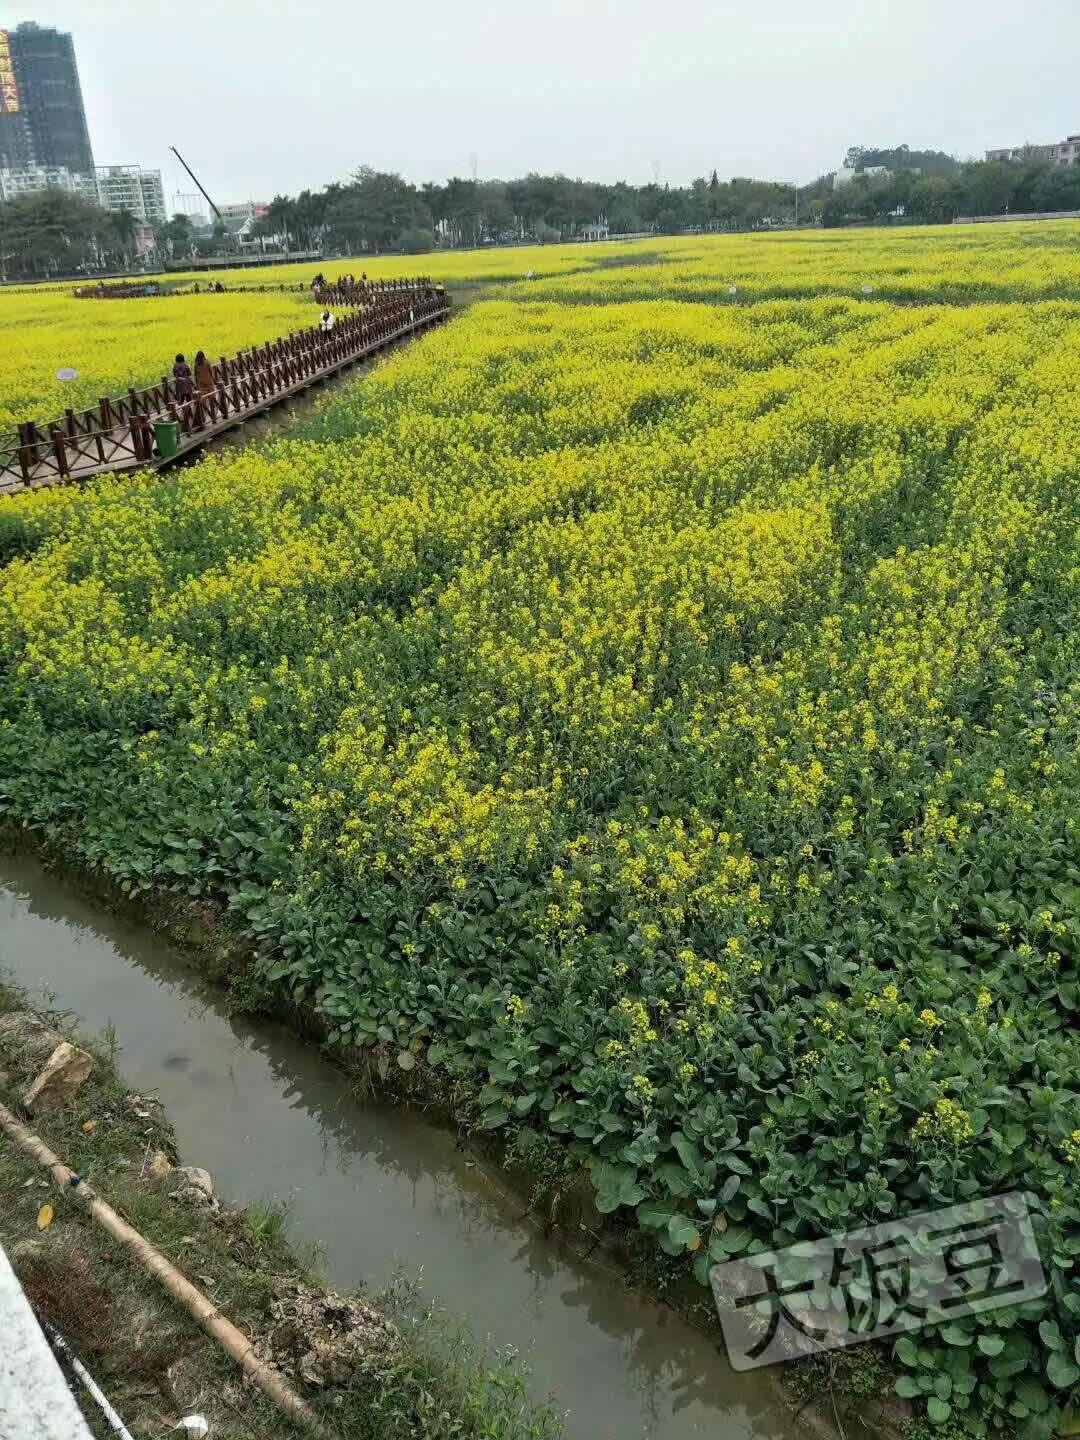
[13,0,1080,209]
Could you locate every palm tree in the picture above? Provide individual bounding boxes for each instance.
[263,195,296,251]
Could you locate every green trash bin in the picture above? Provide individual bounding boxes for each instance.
[153,420,180,459]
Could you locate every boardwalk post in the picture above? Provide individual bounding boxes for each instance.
[51,426,69,479]
[17,423,35,481]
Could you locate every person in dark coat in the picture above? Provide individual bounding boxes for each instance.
[173,353,194,403]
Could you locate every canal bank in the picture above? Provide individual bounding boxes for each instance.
[0,845,814,1440]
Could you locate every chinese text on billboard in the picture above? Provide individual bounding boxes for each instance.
[0,31,20,115]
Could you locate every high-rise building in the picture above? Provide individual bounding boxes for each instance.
[0,20,169,239]
[0,22,93,174]
[137,169,166,224]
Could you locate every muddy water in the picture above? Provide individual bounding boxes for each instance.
[0,851,799,1440]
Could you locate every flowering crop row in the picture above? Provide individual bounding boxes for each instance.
[0,229,1078,1432]
[515,219,1080,305]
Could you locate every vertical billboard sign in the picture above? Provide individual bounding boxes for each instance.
[0,31,20,113]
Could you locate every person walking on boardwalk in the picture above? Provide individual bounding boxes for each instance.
[194,350,215,399]
[172,353,194,403]
[319,309,335,333]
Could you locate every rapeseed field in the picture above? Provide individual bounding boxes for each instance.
[5,220,1076,430]
[0,224,1077,1432]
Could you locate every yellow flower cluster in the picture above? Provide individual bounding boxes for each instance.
[911,1098,975,1147]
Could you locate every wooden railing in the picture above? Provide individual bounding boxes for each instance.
[0,282,449,492]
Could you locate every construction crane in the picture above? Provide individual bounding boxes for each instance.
[169,146,222,223]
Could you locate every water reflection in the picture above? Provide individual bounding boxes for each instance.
[0,850,795,1440]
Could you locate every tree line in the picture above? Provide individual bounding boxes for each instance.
[3,145,1079,278]
[0,189,142,280]
[254,152,1080,253]
[823,149,1080,226]
[253,166,822,254]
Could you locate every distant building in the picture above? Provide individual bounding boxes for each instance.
[0,22,93,173]
[92,165,167,223]
[986,135,1080,167]
[0,162,166,223]
[139,169,166,223]
[219,200,269,226]
[218,200,272,249]
[222,213,255,246]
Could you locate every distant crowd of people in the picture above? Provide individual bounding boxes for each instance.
[311,270,369,298]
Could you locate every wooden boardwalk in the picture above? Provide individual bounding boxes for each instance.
[0,282,449,497]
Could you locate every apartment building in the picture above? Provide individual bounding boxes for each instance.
[0,161,166,222]
[986,135,1080,167]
